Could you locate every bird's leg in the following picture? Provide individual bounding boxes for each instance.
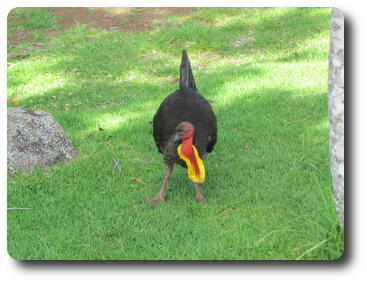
[192,182,207,203]
[143,163,173,205]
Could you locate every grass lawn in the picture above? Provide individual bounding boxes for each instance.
[7,7,343,260]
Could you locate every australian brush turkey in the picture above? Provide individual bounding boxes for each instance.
[144,50,217,205]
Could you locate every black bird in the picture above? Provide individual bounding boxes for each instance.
[144,50,217,205]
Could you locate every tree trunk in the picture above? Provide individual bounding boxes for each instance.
[328,8,344,225]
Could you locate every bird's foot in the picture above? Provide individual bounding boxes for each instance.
[142,194,166,208]
[195,193,207,203]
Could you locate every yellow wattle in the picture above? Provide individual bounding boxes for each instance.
[177,144,205,183]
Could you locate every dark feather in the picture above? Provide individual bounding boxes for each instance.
[179,50,197,90]
[153,50,217,167]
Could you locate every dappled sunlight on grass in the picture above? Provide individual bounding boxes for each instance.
[79,102,156,136]
[216,7,330,61]
[211,76,254,107]
[121,67,172,85]
[7,7,342,260]
[87,112,140,133]
[7,71,66,101]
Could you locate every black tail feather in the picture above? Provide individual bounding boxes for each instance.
[179,50,197,90]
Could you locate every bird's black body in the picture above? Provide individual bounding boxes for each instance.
[143,50,216,205]
[152,50,217,168]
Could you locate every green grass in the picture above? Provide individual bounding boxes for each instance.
[7,7,343,260]
[8,7,60,30]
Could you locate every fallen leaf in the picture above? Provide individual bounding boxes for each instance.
[231,127,238,132]
[10,98,20,105]
[132,177,143,184]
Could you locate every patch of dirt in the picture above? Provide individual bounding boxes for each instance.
[8,7,196,43]
[52,7,195,33]
[8,29,32,43]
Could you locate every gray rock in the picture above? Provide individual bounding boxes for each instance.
[7,108,77,174]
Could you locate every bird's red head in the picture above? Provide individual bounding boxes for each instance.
[174,122,195,142]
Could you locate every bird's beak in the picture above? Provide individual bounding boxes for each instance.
[173,133,183,144]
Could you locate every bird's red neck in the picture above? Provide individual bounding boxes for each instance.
[181,136,193,155]
[176,122,205,183]
[180,137,200,176]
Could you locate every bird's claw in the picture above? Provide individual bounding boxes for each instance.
[195,194,207,203]
[141,195,166,208]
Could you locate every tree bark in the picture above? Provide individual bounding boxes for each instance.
[328,8,344,225]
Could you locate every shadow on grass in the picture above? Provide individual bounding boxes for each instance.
[11,51,329,179]
[12,59,330,200]
[9,44,331,207]
[7,7,343,260]
[148,7,330,61]
[8,70,339,260]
